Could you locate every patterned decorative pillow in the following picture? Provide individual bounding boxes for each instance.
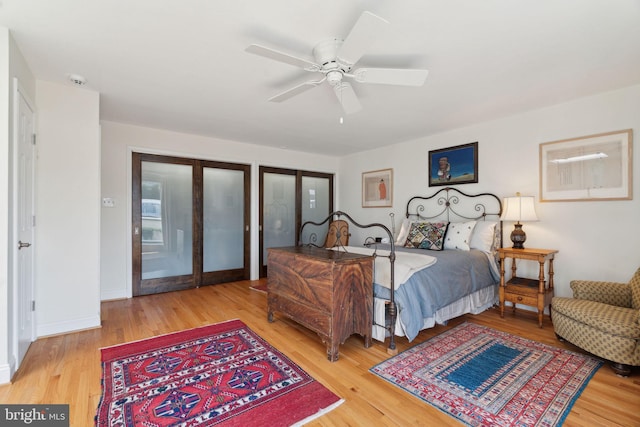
[444,221,477,251]
[404,222,449,251]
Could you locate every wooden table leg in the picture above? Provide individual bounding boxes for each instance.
[327,341,339,362]
[537,258,545,328]
[499,255,506,318]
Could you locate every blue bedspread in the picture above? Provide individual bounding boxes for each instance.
[373,246,499,341]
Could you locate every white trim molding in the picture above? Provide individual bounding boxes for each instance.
[37,315,101,338]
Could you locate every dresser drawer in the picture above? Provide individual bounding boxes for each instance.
[268,294,331,336]
[504,292,537,307]
[268,277,332,312]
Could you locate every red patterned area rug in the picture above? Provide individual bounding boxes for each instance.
[96,319,343,426]
[249,282,267,293]
[370,323,602,427]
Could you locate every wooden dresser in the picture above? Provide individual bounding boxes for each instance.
[267,246,373,362]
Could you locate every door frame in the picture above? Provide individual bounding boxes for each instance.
[11,78,37,377]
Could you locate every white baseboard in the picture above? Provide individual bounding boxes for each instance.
[0,362,11,385]
[101,288,128,301]
[37,315,101,338]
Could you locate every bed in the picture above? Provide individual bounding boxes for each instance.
[299,187,502,354]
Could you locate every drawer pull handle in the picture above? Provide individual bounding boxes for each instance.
[517,296,523,301]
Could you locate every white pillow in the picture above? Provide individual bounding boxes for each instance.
[395,218,411,245]
[444,221,477,251]
[469,221,498,252]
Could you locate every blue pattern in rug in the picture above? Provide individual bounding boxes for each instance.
[443,343,522,391]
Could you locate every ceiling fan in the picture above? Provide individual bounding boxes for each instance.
[246,11,429,115]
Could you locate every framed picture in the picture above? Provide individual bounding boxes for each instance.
[362,168,393,208]
[539,129,632,202]
[428,142,478,186]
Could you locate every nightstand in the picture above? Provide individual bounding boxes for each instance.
[497,247,558,327]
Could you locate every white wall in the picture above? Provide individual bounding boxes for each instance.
[100,121,340,300]
[35,81,101,336]
[338,85,640,298]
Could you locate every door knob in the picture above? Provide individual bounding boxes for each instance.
[18,240,31,250]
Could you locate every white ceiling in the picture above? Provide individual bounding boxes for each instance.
[2,1,640,156]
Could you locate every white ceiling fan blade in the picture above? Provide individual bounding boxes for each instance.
[337,11,389,68]
[333,82,362,114]
[246,44,320,71]
[350,68,429,86]
[268,78,326,102]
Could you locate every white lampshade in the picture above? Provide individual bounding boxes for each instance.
[500,195,538,223]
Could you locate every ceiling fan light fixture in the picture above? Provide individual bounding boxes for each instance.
[326,70,343,85]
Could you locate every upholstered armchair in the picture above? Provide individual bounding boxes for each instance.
[551,268,640,376]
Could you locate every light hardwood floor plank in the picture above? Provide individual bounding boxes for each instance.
[1,279,638,426]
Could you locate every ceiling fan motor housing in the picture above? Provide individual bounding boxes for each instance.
[313,38,352,74]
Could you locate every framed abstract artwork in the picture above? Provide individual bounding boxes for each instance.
[428,142,478,186]
[539,129,632,202]
[362,168,393,207]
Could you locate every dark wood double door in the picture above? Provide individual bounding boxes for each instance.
[132,153,250,296]
[259,167,334,278]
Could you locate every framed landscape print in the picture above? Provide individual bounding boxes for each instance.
[539,129,632,202]
[362,168,393,207]
[428,142,478,186]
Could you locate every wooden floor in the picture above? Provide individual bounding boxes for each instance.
[1,279,639,426]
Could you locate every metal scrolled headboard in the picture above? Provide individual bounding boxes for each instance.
[406,187,503,247]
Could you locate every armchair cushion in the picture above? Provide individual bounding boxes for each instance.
[552,297,640,339]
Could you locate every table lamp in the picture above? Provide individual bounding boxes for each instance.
[500,193,538,249]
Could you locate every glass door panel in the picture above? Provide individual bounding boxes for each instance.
[262,172,296,266]
[203,167,245,272]
[141,161,193,280]
[301,176,330,245]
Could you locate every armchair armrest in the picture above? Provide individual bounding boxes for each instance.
[570,280,632,307]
